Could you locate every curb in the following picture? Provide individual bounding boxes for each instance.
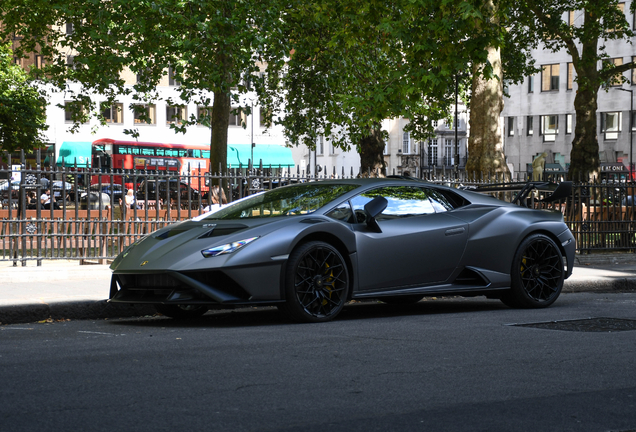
[0,300,156,325]
[2,279,636,326]
[563,278,636,293]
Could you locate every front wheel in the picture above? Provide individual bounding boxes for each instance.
[155,304,208,319]
[501,234,564,308]
[279,241,350,323]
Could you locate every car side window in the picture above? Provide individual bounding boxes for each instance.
[427,189,455,212]
[325,202,354,222]
[350,186,436,221]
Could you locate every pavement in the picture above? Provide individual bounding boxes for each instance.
[2,253,636,325]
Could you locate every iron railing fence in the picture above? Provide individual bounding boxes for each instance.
[2,158,635,264]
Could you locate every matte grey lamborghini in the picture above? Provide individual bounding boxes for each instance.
[109,178,576,322]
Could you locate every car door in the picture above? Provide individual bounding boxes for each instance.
[350,186,469,292]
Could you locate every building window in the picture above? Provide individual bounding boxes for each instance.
[168,67,180,86]
[602,112,621,140]
[259,107,271,128]
[528,75,534,93]
[166,105,186,125]
[197,106,212,126]
[66,55,75,69]
[65,23,74,35]
[317,136,324,155]
[527,116,534,136]
[102,103,123,124]
[567,63,575,90]
[132,104,156,125]
[608,57,624,87]
[402,131,411,154]
[444,139,453,166]
[64,101,88,124]
[34,55,44,69]
[428,139,438,166]
[507,117,515,136]
[229,107,244,126]
[541,115,558,141]
[541,64,560,91]
[566,114,573,134]
[432,120,438,128]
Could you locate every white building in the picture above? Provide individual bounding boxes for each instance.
[502,4,636,180]
[383,106,469,178]
[44,73,295,172]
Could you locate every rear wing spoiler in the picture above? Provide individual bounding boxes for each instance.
[463,181,573,205]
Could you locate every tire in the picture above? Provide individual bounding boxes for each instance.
[501,233,564,308]
[380,295,424,305]
[155,304,208,319]
[279,241,350,323]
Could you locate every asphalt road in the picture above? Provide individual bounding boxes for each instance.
[2,293,636,432]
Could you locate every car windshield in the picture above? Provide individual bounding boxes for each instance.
[202,182,359,220]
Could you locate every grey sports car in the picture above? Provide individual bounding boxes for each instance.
[109,178,575,322]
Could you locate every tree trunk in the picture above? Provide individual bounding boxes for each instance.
[465,45,510,179]
[567,35,602,181]
[358,123,386,177]
[568,85,600,181]
[210,90,230,175]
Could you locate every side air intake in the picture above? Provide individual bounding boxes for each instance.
[453,268,489,287]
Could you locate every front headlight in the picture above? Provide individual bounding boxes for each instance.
[201,237,259,258]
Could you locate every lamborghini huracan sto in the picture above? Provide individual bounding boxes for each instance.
[109,178,575,322]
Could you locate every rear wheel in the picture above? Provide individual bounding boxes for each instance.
[279,241,349,323]
[501,234,564,308]
[155,304,208,319]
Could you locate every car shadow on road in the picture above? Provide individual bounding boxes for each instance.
[107,296,508,329]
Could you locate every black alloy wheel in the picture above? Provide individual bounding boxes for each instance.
[501,233,564,308]
[155,304,208,319]
[280,241,350,323]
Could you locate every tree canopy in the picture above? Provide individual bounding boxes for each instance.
[0,0,276,172]
[263,0,512,173]
[0,44,48,156]
[7,0,630,178]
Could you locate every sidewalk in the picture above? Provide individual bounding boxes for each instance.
[1,253,636,325]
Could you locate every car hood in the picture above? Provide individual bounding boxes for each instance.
[109,217,294,273]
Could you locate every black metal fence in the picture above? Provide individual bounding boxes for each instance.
[2,157,635,264]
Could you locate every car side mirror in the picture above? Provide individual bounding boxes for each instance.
[364,196,387,233]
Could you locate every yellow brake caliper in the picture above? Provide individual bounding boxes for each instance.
[322,263,334,305]
[521,257,527,276]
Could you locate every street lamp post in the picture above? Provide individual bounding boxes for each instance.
[454,75,460,177]
[250,100,255,169]
[617,87,633,179]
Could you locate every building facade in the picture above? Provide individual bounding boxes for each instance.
[382,107,469,178]
[502,3,636,180]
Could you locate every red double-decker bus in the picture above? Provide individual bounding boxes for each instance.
[90,138,210,192]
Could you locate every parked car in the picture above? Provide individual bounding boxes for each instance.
[0,180,20,201]
[109,178,576,322]
[89,183,124,202]
[51,181,84,201]
[135,179,201,203]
